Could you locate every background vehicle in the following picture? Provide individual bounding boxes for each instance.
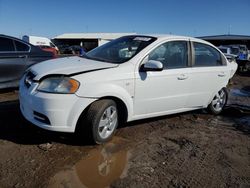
[39,45,58,57]
[218,45,249,71]
[22,35,59,54]
[59,45,85,55]
[238,45,249,60]
[19,35,237,144]
[0,34,54,89]
[218,46,238,58]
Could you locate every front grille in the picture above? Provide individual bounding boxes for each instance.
[33,111,51,125]
[24,71,36,88]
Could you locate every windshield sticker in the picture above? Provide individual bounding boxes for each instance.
[133,37,152,41]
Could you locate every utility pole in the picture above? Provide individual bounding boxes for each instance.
[228,25,232,35]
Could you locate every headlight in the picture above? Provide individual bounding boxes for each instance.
[37,76,80,94]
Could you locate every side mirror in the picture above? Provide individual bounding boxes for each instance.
[140,60,163,72]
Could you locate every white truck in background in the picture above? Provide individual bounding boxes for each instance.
[22,35,59,56]
[22,35,58,50]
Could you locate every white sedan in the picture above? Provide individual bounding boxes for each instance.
[19,35,237,144]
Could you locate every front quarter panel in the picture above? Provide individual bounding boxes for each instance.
[73,64,135,121]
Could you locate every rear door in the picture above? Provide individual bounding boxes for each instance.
[187,41,230,108]
[0,37,29,86]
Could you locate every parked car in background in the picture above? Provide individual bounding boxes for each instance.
[218,46,237,63]
[22,35,59,54]
[39,45,58,57]
[218,46,238,58]
[238,45,249,61]
[0,34,54,89]
[218,45,249,71]
[218,45,249,60]
[59,45,82,55]
[19,35,237,144]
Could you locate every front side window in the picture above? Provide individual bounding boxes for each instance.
[194,42,222,66]
[0,37,15,52]
[86,36,156,64]
[148,41,188,69]
[14,40,30,51]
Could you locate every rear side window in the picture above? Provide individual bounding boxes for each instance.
[148,41,188,69]
[194,42,222,66]
[0,37,15,52]
[14,40,30,51]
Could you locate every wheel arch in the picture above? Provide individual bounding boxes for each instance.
[207,81,229,106]
[75,95,130,134]
[99,96,128,125]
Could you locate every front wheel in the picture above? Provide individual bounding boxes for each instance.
[207,88,228,115]
[86,99,118,144]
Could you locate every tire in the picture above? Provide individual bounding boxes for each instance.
[207,88,228,115]
[86,99,118,144]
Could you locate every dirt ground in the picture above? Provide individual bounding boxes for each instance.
[0,73,249,188]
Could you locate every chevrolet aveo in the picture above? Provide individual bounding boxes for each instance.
[19,35,237,144]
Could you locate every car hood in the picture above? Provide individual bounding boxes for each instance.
[30,56,118,80]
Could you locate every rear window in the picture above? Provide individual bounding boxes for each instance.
[14,40,30,51]
[0,37,15,52]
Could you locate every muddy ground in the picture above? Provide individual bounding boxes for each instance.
[0,73,249,188]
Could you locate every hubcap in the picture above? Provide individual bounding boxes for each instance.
[211,89,226,111]
[98,106,118,139]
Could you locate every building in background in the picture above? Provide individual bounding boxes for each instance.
[199,35,250,49]
[53,33,136,54]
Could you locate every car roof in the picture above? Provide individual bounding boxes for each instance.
[0,34,33,46]
[0,34,22,41]
[126,34,211,45]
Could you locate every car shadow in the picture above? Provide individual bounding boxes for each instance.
[221,106,250,135]
[0,99,248,146]
[121,106,250,136]
[0,100,94,146]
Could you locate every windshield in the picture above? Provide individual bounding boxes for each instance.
[85,35,157,63]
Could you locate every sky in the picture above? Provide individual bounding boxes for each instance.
[0,0,250,39]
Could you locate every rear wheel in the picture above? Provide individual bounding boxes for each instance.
[86,99,118,144]
[207,88,228,115]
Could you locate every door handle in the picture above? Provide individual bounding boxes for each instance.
[18,55,27,58]
[177,74,188,80]
[218,72,226,77]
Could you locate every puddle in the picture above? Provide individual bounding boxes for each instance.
[236,116,250,126]
[230,89,250,97]
[235,116,250,133]
[48,137,130,188]
[224,105,250,116]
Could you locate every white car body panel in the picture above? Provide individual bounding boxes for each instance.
[19,78,96,132]
[134,68,191,116]
[19,35,238,133]
[186,66,230,108]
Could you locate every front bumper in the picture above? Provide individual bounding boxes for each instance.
[19,77,96,132]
